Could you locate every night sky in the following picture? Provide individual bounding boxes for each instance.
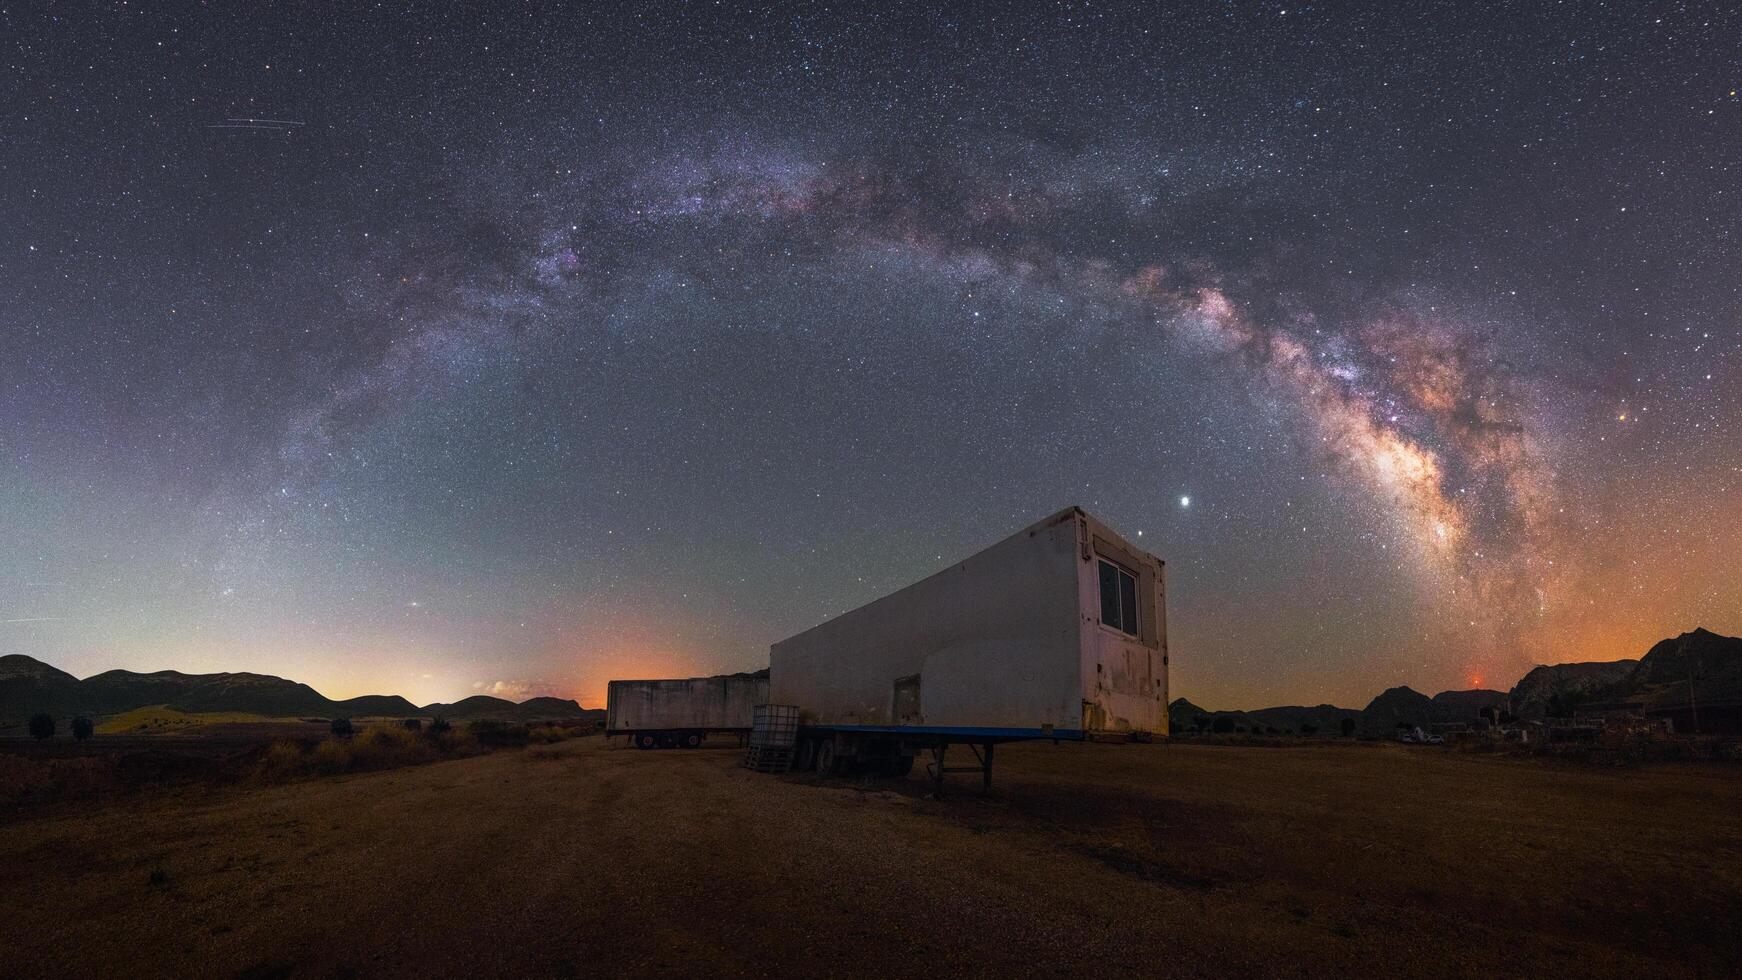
[3,3,1737,710]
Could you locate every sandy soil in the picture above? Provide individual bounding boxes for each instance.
[2,738,1738,979]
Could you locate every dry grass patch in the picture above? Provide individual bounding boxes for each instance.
[95,705,275,735]
[251,725,484,783]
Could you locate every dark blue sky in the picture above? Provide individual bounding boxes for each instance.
[2,2,1737,708]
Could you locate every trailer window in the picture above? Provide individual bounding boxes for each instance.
[1098,559,1140,636]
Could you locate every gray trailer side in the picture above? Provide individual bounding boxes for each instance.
[766,506,1168,792]
[605,673,769,749]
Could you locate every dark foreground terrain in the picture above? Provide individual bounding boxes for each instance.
[2,738,1739,978]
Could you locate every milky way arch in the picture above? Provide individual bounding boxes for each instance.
[283,145,1565,656]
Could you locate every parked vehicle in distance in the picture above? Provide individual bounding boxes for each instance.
[605,672,768,749]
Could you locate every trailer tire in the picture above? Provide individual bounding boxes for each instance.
[635,733,658,750]
[815,739,840,776]
[681,731,703,749]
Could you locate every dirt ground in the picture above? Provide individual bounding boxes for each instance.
[2,738,1738,979]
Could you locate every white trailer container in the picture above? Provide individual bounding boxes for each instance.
[769,506,1167,789]
[606,672,769,749]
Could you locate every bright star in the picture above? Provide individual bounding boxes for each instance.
[1179,495,1191,508]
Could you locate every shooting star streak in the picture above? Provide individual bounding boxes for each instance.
[2,617,63,624]
[207,117,306,132]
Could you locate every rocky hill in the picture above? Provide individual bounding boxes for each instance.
[1628,628,1742,708]
[1168,698,1360,735]
[1508,659,1639,719]
[1167,698,1211,729]
[0,654,82,707]
[419,694,596,722]
[1430,689,1510,715]
[336,694,423,716]
[1173,628,1741,735]
[0,655,592,724]
[155,673,334,716]
[1248,704,1363,734]
[0,654,78,684]
[1171,685,1511,736]
[1358,686,1439,732]
[1357,687,1507,731]
[517,696,594,719]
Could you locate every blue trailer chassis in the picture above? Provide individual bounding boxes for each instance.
[793,724,1086,794]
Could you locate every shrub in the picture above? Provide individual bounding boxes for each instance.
[330,717,354,738]
[354,725,439,768]
[428,716,452,735]
[1211,717,1235,734]
[28,713,54,741]
[309,738,353,774]
[0,754,124,808]
[71,716,94,741]
[354,724,401,750]
[435,728,478,755]
[1300,723,1319,736]
[402,717,423,732]
[258,741,306,780]
[467,719,530,747]
[255,726,474,783]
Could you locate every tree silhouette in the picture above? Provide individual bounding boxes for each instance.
[71,716,94,741]
[330,717,355,737]
[28,713,55,741]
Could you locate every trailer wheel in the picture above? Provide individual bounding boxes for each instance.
[795,738,816,772]
[635,733,658,750]
[681,731,703,749]
[814,739,840,776]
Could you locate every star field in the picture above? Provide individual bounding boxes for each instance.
[2,3,1737,709]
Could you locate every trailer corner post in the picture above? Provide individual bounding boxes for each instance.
[924,739,997,797]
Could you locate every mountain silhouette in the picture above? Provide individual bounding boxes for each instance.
[1166,629,1742,734]
[0,655,594,724]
